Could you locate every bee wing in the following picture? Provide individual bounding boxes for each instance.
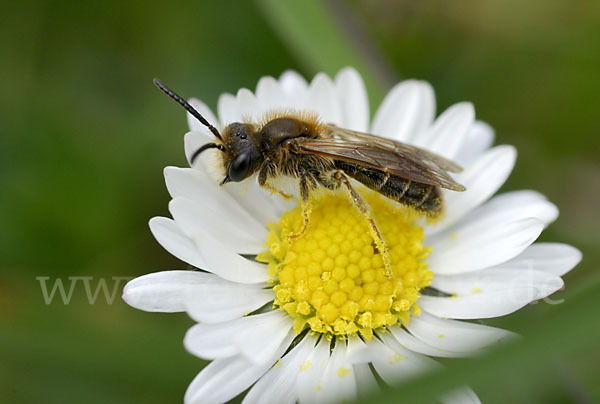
[295,127,466,192]
[323,125,463,173]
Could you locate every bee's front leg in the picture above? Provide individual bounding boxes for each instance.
[287,172,313,240]
[258,159,294,200]
[334,171,393,279]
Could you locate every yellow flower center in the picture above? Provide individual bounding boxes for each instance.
[257,191,433,341]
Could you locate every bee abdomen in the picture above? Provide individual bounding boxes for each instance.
[335,161,442,216]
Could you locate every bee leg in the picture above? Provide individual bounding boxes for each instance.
[334,171,393,279]
[287,175,313,240]
[277,190,294,200]
[257,160,291,199]
[261,181,294,200]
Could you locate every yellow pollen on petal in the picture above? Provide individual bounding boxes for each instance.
[300,361,312,372]
[259,192,433,339]
[337,367,351,378]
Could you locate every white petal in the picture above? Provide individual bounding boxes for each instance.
[347,335,439,380]
[454,120,495,166]
[232,311,293,364]
[223,178,287,224]
[163,167,266,235]
[191,230,268,283]
[279,70,309,106]
[185,357,257,404]
[183,131,218,168]
[371,80,435,143]
[183,130,213,164]
[414,102,474,160]
[184,281,274,324]
[123,270,215,313]
[150,204,267,283]
[236,88,261,121]
[243,336,315,404]
[403,312,516,353]
[169,197,264,254]
[123,270,273,322]
[256,76,287,111]
[419,280,563,319]
[217,92,240,125]
[353,362,379,398]
[307,73,343,125]
[427,217,545,275]
[388,326,463,358]
[369,334,440,385]
[426,145,517,236]
[498,242,582,277]
[296,337,330,404]
[184,311,292,364]
[456,190,559,229]
[431,268,563,300]
[149,217,206,269]
[439,386,482,404]
[429,189,558,256]
[317,343,357,404]
[185,322,241,360]
[346,335,375,364]
[187,97,221,132]
[166,164,286,227]
[184,336,291,404]
[334,67,369,131]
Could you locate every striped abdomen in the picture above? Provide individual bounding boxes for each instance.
[335,161,442,216]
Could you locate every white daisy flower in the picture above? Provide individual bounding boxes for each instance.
[123,68,581,404]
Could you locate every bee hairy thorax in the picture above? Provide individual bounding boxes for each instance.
[258,116,335,183]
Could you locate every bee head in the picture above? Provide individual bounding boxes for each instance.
[220,122,263,184]
[152,79,263,185]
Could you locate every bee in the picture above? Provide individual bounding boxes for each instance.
[154,79,466,276]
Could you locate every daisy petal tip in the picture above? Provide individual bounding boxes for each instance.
[148,215,170,232]
[335,66,361,82]
[571,246,583,267]
[121,282,160,312]
[499,144,518,161]
[544,202,560,225]
[311,71,333,83]
[121,281,136,307]
[536,276,565,300]
[162,165,179,181]
[279,69,303,79]
[148,215,163,230]
[451,101,475,120]
[493,328,521,347]
[120,270,196,313]
[475,119,495,136]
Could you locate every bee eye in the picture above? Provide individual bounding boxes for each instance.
[228,153,252,182]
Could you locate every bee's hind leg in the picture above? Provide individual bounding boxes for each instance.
[334,171,393,279]
[287,174,313,240]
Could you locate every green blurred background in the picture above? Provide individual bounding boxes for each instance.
[1,0,599,403]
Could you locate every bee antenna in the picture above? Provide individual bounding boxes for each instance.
[190,142,226,165]
[153,78,223,141]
